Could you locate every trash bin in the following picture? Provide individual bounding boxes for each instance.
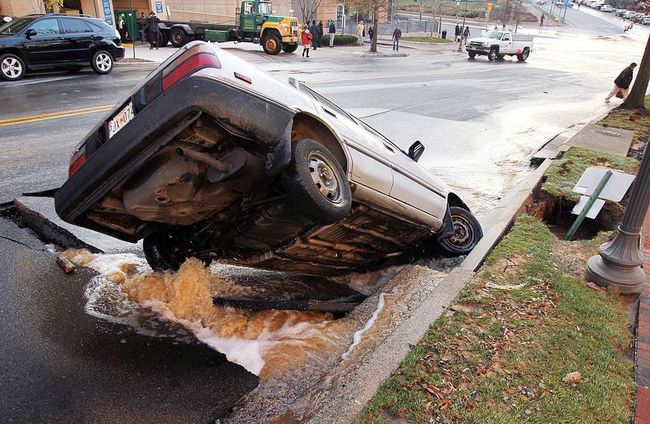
[441,30,447,39]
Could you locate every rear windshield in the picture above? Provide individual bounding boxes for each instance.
[0,17,34,35]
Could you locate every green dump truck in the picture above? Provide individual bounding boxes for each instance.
[150,0,300,55]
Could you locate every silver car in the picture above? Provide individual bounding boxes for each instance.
[55,42,482,275]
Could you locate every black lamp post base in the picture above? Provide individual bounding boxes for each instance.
[586,255,645,294]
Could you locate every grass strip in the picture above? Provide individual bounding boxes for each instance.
[401,37,454,44]
[358,215,634,423]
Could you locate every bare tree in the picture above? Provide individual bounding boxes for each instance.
[295,0,322,25]
[348,0,389,52]
[622,33,650,109]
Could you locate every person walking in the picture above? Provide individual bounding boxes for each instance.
[117,15,127,42]
[301,25,312,58]
[368,25,374,42]
[454,23,460,42]
[328,19,336,47]
[147,11,160,50]
[356,21,364,46]
[540,13,545,26]
[310,20,319,50]
[462,26,470,45]
[392,25,402,51]
[605,62,637,102]
[317,21,324,47]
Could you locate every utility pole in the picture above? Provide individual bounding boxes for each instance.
[586,144,650,294]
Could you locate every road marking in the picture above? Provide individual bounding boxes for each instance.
[0,105,112,127]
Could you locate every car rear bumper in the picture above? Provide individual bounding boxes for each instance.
[55,74,295,234]
[112,45,125,60]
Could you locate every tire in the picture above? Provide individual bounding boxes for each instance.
[282,43,298,53]
[158,31,169,47]
[262,32,282,55]
[143,232,186,272]
[517,48,530,62]
[437,206,483,256]
[282,138,352,224]
[91,50,113,74]
[0,53,26,81]
[169,28,187,47]
[488,48,498,62]
[468,51,476,59]
[498,54,505,60]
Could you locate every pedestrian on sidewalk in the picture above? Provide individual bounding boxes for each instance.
[147,11,160,50]
[117,15,127,42]
[392,25,402,51]
[310,20,319,50]
[605,62,637,102]
[368,25,374,42]
[454,23,460,42]
[328,20,336,47]
[356,21,364,46]
[317,21,324,47]
[301,25,312,58]
[540,13,545,26]
[462,26,470,45]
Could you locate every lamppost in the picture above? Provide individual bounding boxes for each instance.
[457,0,468,52]
[585,144,650,294]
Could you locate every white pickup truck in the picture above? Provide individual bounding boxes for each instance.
[466,30,534,62]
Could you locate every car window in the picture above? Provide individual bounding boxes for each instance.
[503,34,511,40]
[0,17,34,34]
[62,18,92,33]
[28,18,61,35]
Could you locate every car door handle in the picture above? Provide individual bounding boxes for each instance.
[383,143,394,152]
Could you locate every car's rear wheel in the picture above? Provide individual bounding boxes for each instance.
[437,206,483,256]
[91,50,113,74]
[0,53,26,81]
[143,232,211,272]
[517,48,530,62]
[169,28,187,47]
[283,138,352,224]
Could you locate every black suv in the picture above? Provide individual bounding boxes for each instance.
[0,14,124,81]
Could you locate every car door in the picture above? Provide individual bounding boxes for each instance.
[501,32,513,53]
[60,18,95,62]
[23,18,65,65]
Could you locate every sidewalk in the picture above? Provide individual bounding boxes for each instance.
[636,214,650,423]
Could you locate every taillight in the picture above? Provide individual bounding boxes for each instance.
[161,44,221,92]
[69,146,87,177]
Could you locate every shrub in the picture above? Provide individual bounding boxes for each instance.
[321,34,359,46]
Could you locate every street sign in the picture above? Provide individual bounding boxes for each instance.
[101,0,113,25]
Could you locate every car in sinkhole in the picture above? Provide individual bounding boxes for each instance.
[54,41,483,275]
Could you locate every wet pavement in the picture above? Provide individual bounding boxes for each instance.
[0,218,258,423]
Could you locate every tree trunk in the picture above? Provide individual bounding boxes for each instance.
[371,7,379,52]
[622,33,650,109]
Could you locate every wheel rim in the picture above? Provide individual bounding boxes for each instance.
[172,32,181,43]
[308,152,343,203]
[447,214,474,248]
[523,51,529,59]
[490,51,497,60]
[266,38,277,51]
[95,53,111,71]
[1,57,22,79]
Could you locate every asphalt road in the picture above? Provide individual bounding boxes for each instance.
[0,9,649,422]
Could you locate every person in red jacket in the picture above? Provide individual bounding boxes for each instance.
[301,25,312,58]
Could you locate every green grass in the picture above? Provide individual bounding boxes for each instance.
[598,94,650,145]
[358,215,635,424]
[542,147,638,201]
[401,36,453,43]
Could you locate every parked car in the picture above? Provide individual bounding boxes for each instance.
[466,30,534,62]
[623,10,637,18]
[0,13,124,81]
[600,4,614,12]
[54,41,483,275]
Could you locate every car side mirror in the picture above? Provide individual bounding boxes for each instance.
[408,141,425,162]
[25,29,37,38]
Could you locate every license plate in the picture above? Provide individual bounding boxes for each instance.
[107,102,134,139]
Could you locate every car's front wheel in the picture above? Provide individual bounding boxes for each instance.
[262,33,282,55]
[437,206,483,256]
[468,51,477,59]
[91,50,114,74]
[488,48,499,62]
[0,53,26,81]
[283,138,352,224]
